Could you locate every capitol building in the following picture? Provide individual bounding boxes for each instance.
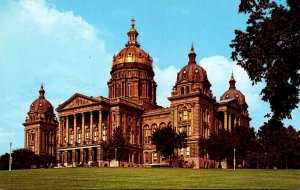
[23,19,250,168]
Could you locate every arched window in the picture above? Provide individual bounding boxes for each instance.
[127,83,132,97]
[78,129,82,143]
[181,87,185,95]
[159,122,166,128]
[117,84,121,97]
[94,126,98,142]
[144,125,151,144]
[151,123,158,131]
[69,129,74,144]
[186,86,190,94]
[102,124,107,141]
[86,127,90,141]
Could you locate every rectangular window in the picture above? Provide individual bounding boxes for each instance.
[183,110,188,120]
[78,133,81,143]
[186,147,190,157]
[94,131,98,141]
[154,153,157,161]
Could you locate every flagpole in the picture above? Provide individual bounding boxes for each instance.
[9,142,12,171]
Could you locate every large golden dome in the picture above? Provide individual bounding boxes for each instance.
[112,18,152,67]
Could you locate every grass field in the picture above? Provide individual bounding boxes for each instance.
[0,168,299,189]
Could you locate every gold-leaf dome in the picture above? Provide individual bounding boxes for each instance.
[112,18,153,67]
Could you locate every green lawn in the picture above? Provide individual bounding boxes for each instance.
[0,168,299,189]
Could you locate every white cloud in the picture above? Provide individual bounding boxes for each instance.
[0,0,111,154]
[154,65,179,107]
[0,128,14,138]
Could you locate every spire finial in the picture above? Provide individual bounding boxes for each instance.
[131,17,135,28]
[229,73,236,89]
[188,43,196,64]
[126,17,140,47]
[39,83,45,98]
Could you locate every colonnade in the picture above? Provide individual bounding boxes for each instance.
[58,110,104,147]
[221,111,240,132]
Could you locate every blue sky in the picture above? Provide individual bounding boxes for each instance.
[0,0,299,155]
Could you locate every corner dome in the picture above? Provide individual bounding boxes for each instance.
[220,74,246,105]
[177,45,209,83]
[29,84,54,115]
[112,18,153,67]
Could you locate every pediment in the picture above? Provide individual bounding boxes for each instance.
[219,98,241,110]
[56,93,99,111]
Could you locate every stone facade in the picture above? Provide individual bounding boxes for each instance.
[23,85,57,156]
[24,19,250,168]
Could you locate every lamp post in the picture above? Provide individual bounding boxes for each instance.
[233,148,236,171]
[9,142,12,171]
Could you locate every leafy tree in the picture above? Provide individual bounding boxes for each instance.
[101,126,130,165]
[200,129,236,168]
[0,148,55,170]
[281,125,300,168]
[256,119,286,168]
[231,0,300,120]
[233,127,256,167]
[0,153,10,170]
[151,126,187,165]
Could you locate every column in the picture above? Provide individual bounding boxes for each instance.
[74,115,77,144]
[56,151,60,166]
[72,150,76,166]
[228,113,231,132]
[64,150,68,166]
[88,148,92,165]
[80,148,84,164]
[132,116,136,144]
[132,154,135,164]
[24,129,27,148]
[66,116,69,144]
[97,146,102,167]
[82,113,85,144]
[116,112,121,128]
[37,128,40,154]
[58,117,61,147]
[191,107,194,134]
[151,82,154,103]
[90,112,93,143]
[123,114,127,134]
[224,112,227,131]
[234,115,237,129]
[98,111,102,143]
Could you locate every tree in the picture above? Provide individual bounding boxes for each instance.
[151,126,187,165]
[231,0,300,120]
[200,129,236,168]
[101,126,130,165]
[0,148,55,170]
[233,127,256,167]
